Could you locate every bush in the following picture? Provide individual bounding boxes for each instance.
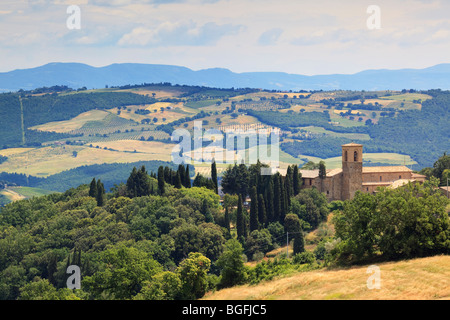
[292,251,315,265]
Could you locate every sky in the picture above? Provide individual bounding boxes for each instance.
[0,0,449,75]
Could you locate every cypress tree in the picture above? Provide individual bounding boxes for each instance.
[285,166,293,207]
[280,174,287,222]
[319,161,326,193]
[184,165,191,188]
[202,198,214,223]
[178,164,186,185]
[164,166,171,183]
[273,173,281,222]
[266,179,274,223]
[224,206,230,232]
[158,166,165,195]
[236,195,245,241]
[89,178,97,198]
[258,194,267,227]
[175,171,182,189]
[126,167,138,198]
[293,165,301,196]
[293,230,305,255]
[249,186,259,231]
[96,179,105,207]
[211,159,218,194]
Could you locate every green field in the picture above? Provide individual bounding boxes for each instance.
[0,186,56,204]
[379,93,432,102]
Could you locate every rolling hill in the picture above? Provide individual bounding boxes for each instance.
[204,255,450,300]
[2,62,450,92]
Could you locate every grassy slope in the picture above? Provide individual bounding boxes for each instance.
[0,186,56,204]
[204,255,450,300]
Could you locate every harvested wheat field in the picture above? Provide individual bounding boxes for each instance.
[204,255,450,300]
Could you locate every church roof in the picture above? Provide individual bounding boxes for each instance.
[362,166,412,173]
[342,142,363,147]
[299,169,319,178]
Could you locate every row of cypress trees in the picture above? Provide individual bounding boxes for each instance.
[231,163,305,254]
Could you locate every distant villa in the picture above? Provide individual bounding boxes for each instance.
[283,143,426,201]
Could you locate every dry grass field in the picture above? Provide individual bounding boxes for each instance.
[0,143,173,177]
[204,255,450,300]
[30,110,110,133]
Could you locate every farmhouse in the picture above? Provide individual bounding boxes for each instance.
[299,143,426,201]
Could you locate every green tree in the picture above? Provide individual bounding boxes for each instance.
[211,159,218,194]
[284,214,304,255]
[177,252,211,300]
[18,278,80,300]
[273,173,282,222]
[236,195,245,241]
[88,178,97,198]
[224,206,231,232]
[249,186,259,232]
[293,165,301,196]
[83,244,162,299]
[158,166,165,195]
[202,198,214,223]
[257,194,267,227]
[217,239,247,289]
[184,165,191,188]
[318,161,326,192]
[96,179,105,207]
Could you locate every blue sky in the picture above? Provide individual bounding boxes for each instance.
[1,0,450,75]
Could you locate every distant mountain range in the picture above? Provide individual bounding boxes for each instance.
[1,62,450,92]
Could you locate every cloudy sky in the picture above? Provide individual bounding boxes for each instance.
[1,0,449,75]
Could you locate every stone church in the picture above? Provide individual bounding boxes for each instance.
[299,143,426,201]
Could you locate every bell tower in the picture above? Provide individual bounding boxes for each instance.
[341,143,363,200]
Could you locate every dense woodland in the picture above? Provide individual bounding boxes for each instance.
[0,155,448,300]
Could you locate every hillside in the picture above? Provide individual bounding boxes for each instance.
[204,255,450,300]
[0,84,448,194]
[3,62,450,92]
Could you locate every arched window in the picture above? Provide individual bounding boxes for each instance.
[345,151,348,162]
[354,151,358,162]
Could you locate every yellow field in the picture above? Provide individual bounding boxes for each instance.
[125,88,185,98]
[93,140,174,157]
[30,110,110,133]
[0,147,34,157]
[0,143,173,177]
[204,255,450,300]
[0,188,26,202]
[114,103,190,124]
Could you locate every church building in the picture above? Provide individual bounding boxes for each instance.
[299,143,426,201]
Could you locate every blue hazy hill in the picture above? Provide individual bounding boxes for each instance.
[1,62,450,92]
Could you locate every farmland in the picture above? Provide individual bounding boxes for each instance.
[0,84,446,186]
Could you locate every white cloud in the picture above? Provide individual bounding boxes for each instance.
[118,20,243,47]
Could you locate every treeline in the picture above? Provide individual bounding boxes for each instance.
[156,110,211,134]
[418,153,450,186]
[220,161,329,255]
[0,161,179,192]
[0,171,226,300]
[332,180,450,264]
[0,161,333,300]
